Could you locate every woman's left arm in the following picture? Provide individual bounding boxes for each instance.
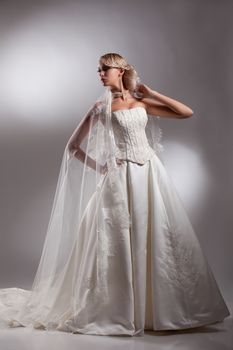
[137,83,194,119]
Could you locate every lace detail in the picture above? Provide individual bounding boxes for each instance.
[80,208,129,305]
[162,225,201,289]
[111,108,156,165]
[146,115,164,154]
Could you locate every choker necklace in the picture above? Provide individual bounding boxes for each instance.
[111,90,130,99]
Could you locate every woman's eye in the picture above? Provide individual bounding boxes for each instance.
[97,66,111,73]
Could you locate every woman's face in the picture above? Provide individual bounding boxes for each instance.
[97,63,123,87]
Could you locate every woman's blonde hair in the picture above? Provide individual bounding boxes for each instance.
[99,52,138,92]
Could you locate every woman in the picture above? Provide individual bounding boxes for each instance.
[0,52,230,336]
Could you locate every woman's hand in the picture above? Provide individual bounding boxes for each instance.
[99,159,125,175]
[100,163,108,175]
[116,158,125,166]
[135,83,153,98]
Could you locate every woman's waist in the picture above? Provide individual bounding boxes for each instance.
[115,147,156,165]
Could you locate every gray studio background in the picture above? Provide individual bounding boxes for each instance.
[0,0,232,306]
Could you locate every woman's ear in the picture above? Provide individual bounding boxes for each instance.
[119,68,125,76]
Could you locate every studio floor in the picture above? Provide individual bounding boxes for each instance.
[0,314,232,350]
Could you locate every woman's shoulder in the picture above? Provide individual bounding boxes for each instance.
[129,94,148,110]
[133,96,147,109]
[90,101,104,115]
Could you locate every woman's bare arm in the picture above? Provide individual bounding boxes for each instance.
[68,107,106,174]
[136,83,194,119]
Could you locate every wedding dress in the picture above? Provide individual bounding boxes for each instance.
[0,105,230,336]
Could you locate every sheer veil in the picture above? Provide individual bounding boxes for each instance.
[0,84,163,330]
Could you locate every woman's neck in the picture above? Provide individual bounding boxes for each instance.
[111,89,130,100]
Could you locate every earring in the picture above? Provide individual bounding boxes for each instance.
[119,78,126,100]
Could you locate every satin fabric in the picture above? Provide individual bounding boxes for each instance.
[64,153,229,335]
[0,153,230,335]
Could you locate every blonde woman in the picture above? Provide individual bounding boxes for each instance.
[0,53,230,336]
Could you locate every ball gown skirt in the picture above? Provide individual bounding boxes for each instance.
[0,152,230,336]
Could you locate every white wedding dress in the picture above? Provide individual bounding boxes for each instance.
[0,106,230,336]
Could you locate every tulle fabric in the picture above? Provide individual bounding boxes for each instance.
[1,86,229,335]
[0,86,165,333]
[0,153,230,335]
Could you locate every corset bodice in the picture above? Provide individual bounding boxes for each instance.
[111,106,155,165]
